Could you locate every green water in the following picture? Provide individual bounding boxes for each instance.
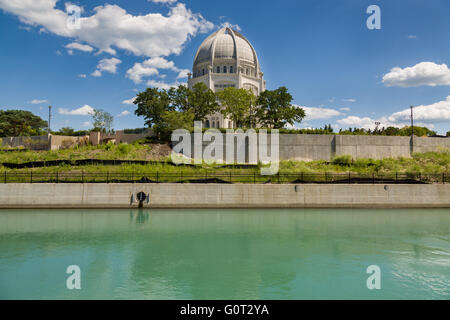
[0,209,449,300]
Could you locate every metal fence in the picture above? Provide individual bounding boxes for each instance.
[1,171,448,184]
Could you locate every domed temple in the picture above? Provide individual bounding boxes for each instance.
[188,27,266,129]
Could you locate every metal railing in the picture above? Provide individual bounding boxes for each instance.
[1,171,448,184]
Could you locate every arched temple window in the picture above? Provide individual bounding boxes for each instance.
[205,120,210,128]
[223,66,227,73]
[217,66,220,73]
[230,66,234,73]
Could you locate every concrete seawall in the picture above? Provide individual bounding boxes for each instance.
[0,183,449,208]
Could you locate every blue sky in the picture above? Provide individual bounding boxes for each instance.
[0,0,449,134]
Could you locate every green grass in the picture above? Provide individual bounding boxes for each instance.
[0,143,448,176]
[0,142,156,163]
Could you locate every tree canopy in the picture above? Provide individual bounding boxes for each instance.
[91,109,114,133]
[0,109,48,137]
[256,87,305,129]
[216,87,256,128]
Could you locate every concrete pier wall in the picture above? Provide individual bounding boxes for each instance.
[0,183,448,208]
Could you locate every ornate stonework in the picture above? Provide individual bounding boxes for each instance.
[188,27,266,129]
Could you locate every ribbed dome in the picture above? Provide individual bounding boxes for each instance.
[193,27,259,68]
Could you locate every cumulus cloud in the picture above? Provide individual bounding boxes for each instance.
[117,110,130,117]
[148,0,178,4]
[92,57,121,77]
[65,42,93,55]
[0,1,213,58]
[28,99,48,104]
[337,96,450,130]
[122,97,136,105]
[220,22,241,31]
[382,62,450,87]
[126,57,189,83]
[388,95,450,124]
[58,104,94,116]
[297,105,342,120]
[147,79,182,90]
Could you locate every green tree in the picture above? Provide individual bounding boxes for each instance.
[0,110,47,137]
[91,109,114,133]
[156,110,195,141]
[255,87,305,129]
[56,127,75,136]
[447,131,450,137]
[398,126,436,137]
[216,87,255,128]
[135,88,173,130]
[168,83,219,122]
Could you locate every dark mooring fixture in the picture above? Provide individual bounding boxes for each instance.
[130,192,150,208]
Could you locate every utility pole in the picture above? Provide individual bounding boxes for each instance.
[48,105,52,135]
[410,106,414,154]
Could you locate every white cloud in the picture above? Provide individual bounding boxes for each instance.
[337,96,450,130]
[91,70,102,77]
[176,69,190,79]
[117,110,130,117]
[65,42,94,54]
[122,97,136,105]
[388,95,450,124]
[407,35,417,39]
[220,22,241,31]
[0,1,213,58]
[58,104,94,116]
[29,99,48,104]
[81,121,91,127]
[342,98,356,103]
[78,74,86,78]
[148,0,178,4]
[337,116,383,130]
[92,57,121,77]
[126,57,188,83]
[146,79,181,90]
[382,62,450,87]
[340,107,351,112]
[297,105,342,120]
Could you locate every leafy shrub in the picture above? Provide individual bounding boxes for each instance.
[332,155,352,166]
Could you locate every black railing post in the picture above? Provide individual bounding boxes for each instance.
[4,171,6,184]
[156,172,159,183]
[82,170,84,183]
[278,172,280,184]
[253,172,255,184]
[30,171,32,184]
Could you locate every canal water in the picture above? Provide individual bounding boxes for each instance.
[0,209,449,299]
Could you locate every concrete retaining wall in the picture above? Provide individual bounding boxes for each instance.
[0,183,448,208]
[176,133,450,162]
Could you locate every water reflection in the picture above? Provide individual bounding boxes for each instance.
[129,209,150,226]
[0,208,448,299]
